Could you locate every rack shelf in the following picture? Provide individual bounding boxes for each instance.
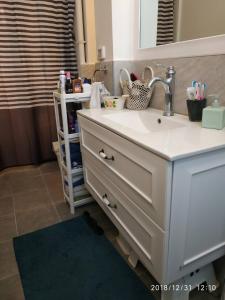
[53,91,91,103]
[53,90,93,214]
[60,161,83,175]
[57,129,79,140]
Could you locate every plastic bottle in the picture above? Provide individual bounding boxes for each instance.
[65,71,73,94]
[72,78,83,93]
[59,70,66,94]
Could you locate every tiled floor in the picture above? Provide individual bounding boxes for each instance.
[0,162,220,300]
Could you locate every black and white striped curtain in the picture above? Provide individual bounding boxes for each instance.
[156,0,174,46]
[0,0,78,169]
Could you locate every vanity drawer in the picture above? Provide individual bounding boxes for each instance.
[79,115,172,229]
[83,153,167,283]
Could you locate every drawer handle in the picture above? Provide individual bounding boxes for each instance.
[99,149,114,161]
[102,193,117,209]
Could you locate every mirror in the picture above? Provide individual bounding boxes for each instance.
[140,0,225,49]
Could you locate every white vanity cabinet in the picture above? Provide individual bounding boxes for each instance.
[77,112,225,286]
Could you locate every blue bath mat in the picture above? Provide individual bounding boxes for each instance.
[13,215,154,300]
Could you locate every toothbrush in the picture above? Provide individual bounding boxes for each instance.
[201,83,207,100]
[192,80,200,100]
[192,80,197,88]
[195,82,201,100]
[200,84,205,100]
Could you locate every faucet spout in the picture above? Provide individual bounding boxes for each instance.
[148,66,176,117]
[149,77,170,94]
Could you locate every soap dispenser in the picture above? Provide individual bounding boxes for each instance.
[202,95,225,129]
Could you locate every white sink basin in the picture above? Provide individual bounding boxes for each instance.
[103,110,185,134]
[78,107,225,160]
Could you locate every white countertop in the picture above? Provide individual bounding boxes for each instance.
[77,108,225,161]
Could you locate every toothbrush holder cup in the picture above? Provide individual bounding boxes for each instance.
[186,99,207,122]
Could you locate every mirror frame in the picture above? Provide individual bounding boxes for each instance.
[137,0,225,60]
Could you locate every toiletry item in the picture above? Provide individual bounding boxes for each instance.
[59,70,66,94]
[65,71,73,94]
[191,81,207,100]
[200,83,207,100]
[191,80,197,88]
[83,78,92,84]
[103,96,125,110]
[195,82,201,100]
[67,111,75,133]
[187,87,196,100]
[82,83,92,93]
[202,95,225,129]
[72,78,83,93]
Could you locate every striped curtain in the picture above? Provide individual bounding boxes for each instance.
[0,0,78,169]
[156,0,174,46]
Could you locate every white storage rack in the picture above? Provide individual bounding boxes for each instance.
[53,91,93,214]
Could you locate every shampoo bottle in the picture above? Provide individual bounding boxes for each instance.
[59,70,66,94]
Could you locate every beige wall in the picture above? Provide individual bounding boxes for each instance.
[178,0,225,42]
[94,0,113,61]
[83,0,97,64]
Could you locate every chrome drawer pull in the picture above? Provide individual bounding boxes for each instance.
[99,149,114,161]
[102,193,117,209]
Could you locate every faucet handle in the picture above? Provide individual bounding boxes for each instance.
[167,66,176,76]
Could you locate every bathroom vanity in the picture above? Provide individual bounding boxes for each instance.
[77,108,225,292]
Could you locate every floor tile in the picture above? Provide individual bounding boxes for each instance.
[0,241,18,280]
[0,196,14,217]
[0,163,221,300]
[0,215,17,242]
[0,174,12,199]
[39,161,59,174]
[55,201,75,221]
[16,205,59,235]
[44,172,64,203]
[10,175,45,195]
[14,189,52,213]
[80,202,103,217]
[6,166,40,180]
[0,275,25,300]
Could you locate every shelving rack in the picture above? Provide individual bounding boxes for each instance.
[53,91,93,214]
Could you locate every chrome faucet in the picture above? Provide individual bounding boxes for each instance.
[148,66,176,116]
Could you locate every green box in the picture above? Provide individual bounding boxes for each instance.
[202,106,225,129]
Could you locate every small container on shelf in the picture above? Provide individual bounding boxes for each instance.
[65,71,73,94]
[103,96,125,110]
[72,78,83,93]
